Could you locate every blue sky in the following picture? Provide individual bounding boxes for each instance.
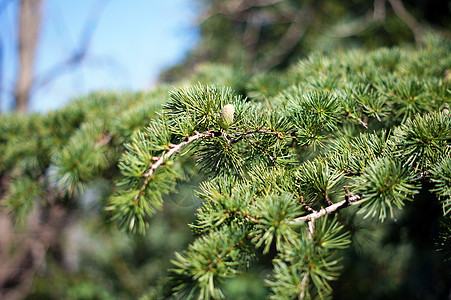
[1,0,199,111]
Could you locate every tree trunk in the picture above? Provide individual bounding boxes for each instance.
[14,0,42,113]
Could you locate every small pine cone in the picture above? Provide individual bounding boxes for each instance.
[219,104,234,129]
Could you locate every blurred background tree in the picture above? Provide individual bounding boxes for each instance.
[162,0,450,81]
[3,0,112,113]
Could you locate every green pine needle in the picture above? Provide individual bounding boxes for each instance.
[354,157,420,222]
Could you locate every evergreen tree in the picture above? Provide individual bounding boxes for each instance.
[162,0,451,80]
[1,34,450,299]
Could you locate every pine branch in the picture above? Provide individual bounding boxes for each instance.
[3,39,451,299]
[299,220,314,299]
[242,128,284,138]
[228,128,285,142]
[132,131,215,207]
[307,220,314,238]
[299,271,309,300]
[143,131,214,178]
[290,191,362,224]
[94,133,112,148]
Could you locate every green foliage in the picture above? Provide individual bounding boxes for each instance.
[295,159,344,206]
[288,90,341,147]
[1,176,42,221]
[354,157,420,222]
[164,85,243,132]
[169,227,252,300]
[377,76,432,122]
[50,120,110,196]
[2,37,451,299]
[251,194,300,254]
[327,131,390,175]
[0,91,168,224]
[431,152,451,215]
[268,216,350,299]
[162,0,450,79]
[393,112,451,170]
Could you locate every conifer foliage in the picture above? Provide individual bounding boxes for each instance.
[1,36,451,298]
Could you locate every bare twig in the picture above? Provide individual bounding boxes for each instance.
[346,111,369,128]
[233,128,284,139]
[321,0,387,39]
[94,133,112,148]
[324,193,333,206]
[33,0,113,89]
[373,0,386,21]
[291,200,348,224]
[290,190,362,225]
[299,196,316,213]
[388,0,423,46]
[298,271,309,300]
[202,0,284,20]
[307,220,314,238]
[261,2,318,70]
[143,131,214,178]
[324,11,377,38]
[132,131,214,204]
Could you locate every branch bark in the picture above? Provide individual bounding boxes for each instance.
[14,0,42,113]
[290,192,361,225]
[143,131,214,178]
[134,131,215,203]
[261,1,319,70]
[298,271,309,300]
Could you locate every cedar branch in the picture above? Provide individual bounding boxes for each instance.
[298,271,309,300]
[290,191,361,224]
[143,131,214,178]
[133,131,214,204]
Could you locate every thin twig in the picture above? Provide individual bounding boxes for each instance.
[345,110,368,128]
[261,2,318,70]
[231,128,284,141]
[298,272,309,300]
[202,0,284,21]
[388,0,423,46]
[291,200,347,224]
[143,131,214,178]
[94,133,112,148]
[33,0,114,89]
[133,131,214,204]
[290,191,362,225]
[299,196,316,213]
[324,193,333,206]
[307,220,314,238]
[243,128,284,138]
